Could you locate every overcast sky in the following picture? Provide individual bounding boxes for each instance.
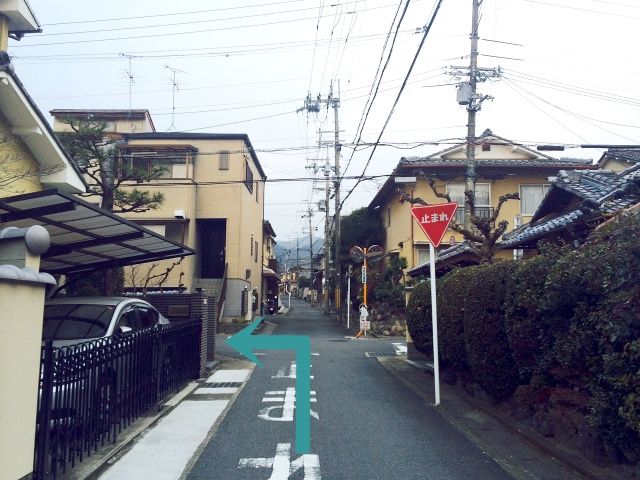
[9,0,640,241]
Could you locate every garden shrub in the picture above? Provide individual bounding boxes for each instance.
[406,280,433,355]
[504,242,570,383]
[538,210,640,460]
[463,261,520,401]
[438,267,477,371]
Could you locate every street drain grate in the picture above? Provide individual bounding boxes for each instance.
[365,352,399,358]
[203,382,243,388]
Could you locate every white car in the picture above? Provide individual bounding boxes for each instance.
[42,297,170,347]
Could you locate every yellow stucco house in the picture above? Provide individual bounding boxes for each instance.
[369,129,594,276]
[0,69,85,197]
[49,109,267,323]
[115,132,267,323]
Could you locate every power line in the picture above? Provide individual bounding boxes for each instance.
[502,78,589,143]
[522,0,640,20]
[12,29,419,63]
[41,0,305,26]
[343,0,410,179]
[504,78,640,143]
[39,4,325,37]
[339,0,445,214]
[11,2,404,48]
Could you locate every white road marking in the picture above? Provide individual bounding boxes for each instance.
[272,362,314,379]
[206,369,250,383]
[99,400,228,480]
[258,388,318,421]
[238,443,321,479]
[265,391,286,395]
[193,387,238,395]
[392,342,408,355]
[311,353,320,356]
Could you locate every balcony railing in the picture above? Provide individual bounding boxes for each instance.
[454,206,494,224]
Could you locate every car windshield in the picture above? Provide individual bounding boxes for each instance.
[43,304,115,341]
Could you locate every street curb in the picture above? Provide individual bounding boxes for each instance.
[399,359,628,480]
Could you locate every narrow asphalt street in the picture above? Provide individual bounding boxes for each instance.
[186,299,513,480]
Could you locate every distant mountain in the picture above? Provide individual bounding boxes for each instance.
[275,236,324,271]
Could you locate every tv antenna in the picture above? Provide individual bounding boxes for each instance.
[165,65,186,131]
[120,53,136,122]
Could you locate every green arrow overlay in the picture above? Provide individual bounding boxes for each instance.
[225,316,312,453]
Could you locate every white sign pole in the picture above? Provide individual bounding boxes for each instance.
[429,243,441,406]
[346,274,351,330]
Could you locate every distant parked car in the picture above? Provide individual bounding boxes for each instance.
[42,297,170,346]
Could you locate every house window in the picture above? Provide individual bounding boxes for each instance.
[417,248,430,266]
[250,234,254,258]
[256,181,259,203]
[219,151,230,170]
[482,142,491,151]
[447,182,491,223]
[520,184,550,215]
[120,153,188,179]
[387,208,391,227]
[244,160,254,193]
[255,241,259,262]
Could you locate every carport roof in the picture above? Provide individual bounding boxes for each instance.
[0,189,195,275]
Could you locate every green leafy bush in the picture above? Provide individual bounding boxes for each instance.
[504,242,570,383]
[438,267,477,371]
[463,261,520,401]
[406,280,433,355]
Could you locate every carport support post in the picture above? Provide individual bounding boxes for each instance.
[429,243,441,406]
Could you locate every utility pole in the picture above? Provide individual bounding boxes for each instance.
[464,0,480,231]
[450,0,501,230]
[301,208,314,299]
[322,160,331,313]
[298,81,343,317]
[332,81,342,323]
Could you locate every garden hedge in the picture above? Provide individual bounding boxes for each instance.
[463,261,520,401]
[404,208,640,463]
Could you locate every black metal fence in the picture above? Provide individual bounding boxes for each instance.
[34,320,201,480]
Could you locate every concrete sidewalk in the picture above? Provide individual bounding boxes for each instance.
[378,356,629,480]
[68,357,255,480]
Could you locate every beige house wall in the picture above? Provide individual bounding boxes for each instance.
[52,116,152,135]
[0,111,43,197]
[600,158,630,173]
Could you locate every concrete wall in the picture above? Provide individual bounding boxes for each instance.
[0,278,48,479]
[142,291,211,373]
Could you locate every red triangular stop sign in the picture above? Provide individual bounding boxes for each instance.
[410,203,458,248]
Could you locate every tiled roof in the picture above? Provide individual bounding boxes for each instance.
[604,148,640,165]
[500,164,640,248]
[407,241,479,277]
[402,129,593,169]
[401,157,592,168]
